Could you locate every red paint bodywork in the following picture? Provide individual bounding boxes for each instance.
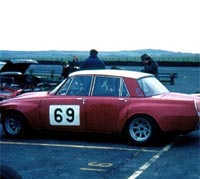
[0,71,199,135]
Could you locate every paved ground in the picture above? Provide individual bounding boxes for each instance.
[0,129,199,179]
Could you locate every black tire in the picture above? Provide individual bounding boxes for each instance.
[126,116,158,145]
[2,112,28,137]
[0,165,22,179]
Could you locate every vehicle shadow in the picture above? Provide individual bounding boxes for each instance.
[1,124,198,147]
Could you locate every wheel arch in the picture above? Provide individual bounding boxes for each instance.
[122,113,162,145]
[122,113,161,133]
[1,109,32,137]
[1,107,40,131]
[1,109,27,124]
[1,109,38,133]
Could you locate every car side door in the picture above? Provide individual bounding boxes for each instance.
[39,76,92,131]
[85,76,130,132]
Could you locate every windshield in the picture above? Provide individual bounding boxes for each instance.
[138,77,169,97]
[49,79,67,94]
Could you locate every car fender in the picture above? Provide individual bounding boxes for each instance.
[1,100,41,130]
[119,99,198,132]
[117,103,159,132]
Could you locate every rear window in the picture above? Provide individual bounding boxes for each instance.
[138,77,169,97]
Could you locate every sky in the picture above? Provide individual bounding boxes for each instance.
[0,0,199,53]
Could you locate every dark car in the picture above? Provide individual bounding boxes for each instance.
[0,59,41,100]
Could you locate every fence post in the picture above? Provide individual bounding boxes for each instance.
[51,70,54,78]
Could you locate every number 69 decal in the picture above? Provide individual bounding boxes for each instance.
[49,105,80,126]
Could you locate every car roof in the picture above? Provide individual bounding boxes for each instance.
[69,69,153,79]
[0,59,38,74]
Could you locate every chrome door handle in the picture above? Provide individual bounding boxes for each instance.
[77,98,85,104]
[119,98,127,102]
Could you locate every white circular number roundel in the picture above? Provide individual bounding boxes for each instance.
[49,105,80,126]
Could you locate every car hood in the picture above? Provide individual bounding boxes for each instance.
[18,91,49,99]
[0,91,49,103]
[0,59,38,74]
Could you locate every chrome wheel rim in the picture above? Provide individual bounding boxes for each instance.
[129,118,152,142]
[5,115,21,135]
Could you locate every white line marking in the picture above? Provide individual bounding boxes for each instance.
[128,137,179,179]
[0,141,158,152]
[80,168,106,172]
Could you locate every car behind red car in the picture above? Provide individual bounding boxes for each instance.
[0,59,41,101]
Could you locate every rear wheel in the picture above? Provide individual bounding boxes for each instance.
[126,116,158,145]
[3,112,28,137]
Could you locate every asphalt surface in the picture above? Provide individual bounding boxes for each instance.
[0,66,200,179]
[0,130,199,179]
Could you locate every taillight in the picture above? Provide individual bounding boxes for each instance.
[194,100,200,117]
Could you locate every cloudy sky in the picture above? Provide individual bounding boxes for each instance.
[0,0,199,53]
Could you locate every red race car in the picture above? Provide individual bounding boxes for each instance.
[0,69,199,145]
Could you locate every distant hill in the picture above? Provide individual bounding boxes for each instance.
[0,49,199,58]
[111,49,199,57]
[0,49,199,65]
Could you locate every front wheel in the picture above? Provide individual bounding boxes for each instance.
[2,112,28,137]
[126,116,158,145]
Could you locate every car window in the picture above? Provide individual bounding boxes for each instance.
[92,76,120,97]
[138,77,169,96]
[56,78,73,95]
[67,76,92,96]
